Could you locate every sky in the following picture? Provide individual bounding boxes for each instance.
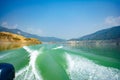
[0,0,120,39]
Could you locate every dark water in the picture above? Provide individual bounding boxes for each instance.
[0,44,120,80]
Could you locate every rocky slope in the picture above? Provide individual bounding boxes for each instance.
[0,32,42,44]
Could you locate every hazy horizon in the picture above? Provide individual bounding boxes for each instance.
[0,0,120,39]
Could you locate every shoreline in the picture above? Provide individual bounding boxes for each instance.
[67,40,120,47]
[0,41,41,51]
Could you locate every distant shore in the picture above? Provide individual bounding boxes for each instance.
[67,40,120,47]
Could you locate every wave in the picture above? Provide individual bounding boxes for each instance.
[65,53,120,80]
[52,46,63,50]
[2,44,119,80]
[15,46,43,80]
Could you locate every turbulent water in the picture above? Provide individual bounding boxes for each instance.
[0,44,120,80]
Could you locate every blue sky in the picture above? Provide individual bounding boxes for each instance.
[0,0,120,39]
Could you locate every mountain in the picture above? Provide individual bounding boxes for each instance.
[0,26,65,42]
[0,32,41,44]
[70,26,120,41]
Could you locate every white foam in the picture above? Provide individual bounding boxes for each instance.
[66,53,120,80]
[15,46,43,80]
[15,66,29,77]
[0,69,2,76]
[53,46,63,50]
[23,46,33,53]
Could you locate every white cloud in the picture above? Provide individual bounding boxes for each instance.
[1,21,18,29]
[104,16,120,26]
[95,16,120,30]
[25,27,43,36]
[1,21,8,27]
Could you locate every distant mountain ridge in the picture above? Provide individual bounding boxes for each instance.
[0,26,65,42]
[70,26,120,41]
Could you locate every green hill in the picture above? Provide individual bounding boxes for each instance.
[71,26,120,41]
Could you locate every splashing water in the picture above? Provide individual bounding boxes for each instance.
[66,53,120,80]
[1,44,120,80]
[53,46,63,50]
[0,69,1,76]
[15,46,43,80]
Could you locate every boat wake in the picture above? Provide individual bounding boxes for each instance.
[66,53,120,80]
[53,46,63,50]
[15,46,43,80]
[9,45,120,80]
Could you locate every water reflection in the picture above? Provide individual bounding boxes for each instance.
[0,42,33,51]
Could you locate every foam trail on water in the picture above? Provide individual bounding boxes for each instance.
[23,46,33,53]
[66,53,120,80]
[53,46,63,50]
[16,66,29,77]
[0,69,2,76]
[15,46,43,80]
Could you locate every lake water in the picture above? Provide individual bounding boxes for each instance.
[0,44,120,80]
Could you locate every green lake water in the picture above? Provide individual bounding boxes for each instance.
[0,44,120,80]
